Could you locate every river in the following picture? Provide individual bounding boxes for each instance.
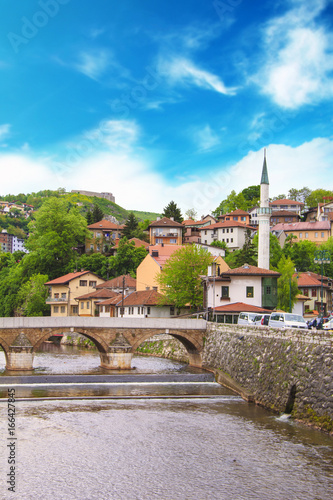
[0,344,332,500]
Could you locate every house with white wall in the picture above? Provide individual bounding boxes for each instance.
[200,221,256,251]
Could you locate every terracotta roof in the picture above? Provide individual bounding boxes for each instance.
[96,274,137,289]
[221,264,280,277]
[149,245,184,268]
[119,289,166,306]
[45,271,93,285]
[76,289,120,300]
[114,237,149,249]
[218,209,249,217]
[295,271,330,288]
[270,199,304,206]
[272,221,330,232]
[148,217,184,228]
[213,302,271,313]
[97,294,123,306]
[88,219,122,230]
[201,221,256,230]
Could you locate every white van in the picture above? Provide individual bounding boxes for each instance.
[268,312,308,329]
[237,312,257,325]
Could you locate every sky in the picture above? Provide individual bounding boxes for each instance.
[0,0,332,216]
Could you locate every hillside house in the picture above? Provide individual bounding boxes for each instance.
[86,219,124,253]
[148,217,183,245]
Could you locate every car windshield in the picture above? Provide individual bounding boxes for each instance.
[285,314,306,323]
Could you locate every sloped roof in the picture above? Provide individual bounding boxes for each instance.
[295,271,330,288]
[119,289,167,306]
[221,264,280,277]
[218,209,249,217]
[96,274,137,289]
[45,271,95,285]
[201,221,256,230]
[149,245,183,268]
[88,219,122,230]
[114,237,149,249]
[76,289,120,300]
[97,294,123,306]
[213,302,271,313]
[272,221,330,232]
[148,217,183,228]
[270,199,304,206]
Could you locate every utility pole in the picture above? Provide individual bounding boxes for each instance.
[121,275,125,317]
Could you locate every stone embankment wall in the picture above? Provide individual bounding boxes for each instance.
[136,334,189,363]
[203,323,333,433]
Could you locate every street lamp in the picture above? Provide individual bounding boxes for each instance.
[314,250,331,317]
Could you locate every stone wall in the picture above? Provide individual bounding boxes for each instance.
[203,323,333,433]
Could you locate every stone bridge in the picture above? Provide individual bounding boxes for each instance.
[0,317,207,371]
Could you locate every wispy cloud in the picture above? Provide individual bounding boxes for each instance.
[0,124,11,141]
[256,0,333,108]
[158,56,237,95]
[74,50,111,80]
[192,125,221,151]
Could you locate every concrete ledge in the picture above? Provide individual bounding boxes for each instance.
[206,366,255,403]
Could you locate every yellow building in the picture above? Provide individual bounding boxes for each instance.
[86,219,124,253]
[136,245,183,292]
[272,221,331,245]
[45,271,105,316]
[76,289,120,317]
[148,217,183,245]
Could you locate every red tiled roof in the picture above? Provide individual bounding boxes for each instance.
[96,274,137,289]
[221,264,280,277]
[218,209,249,217]
[201,221,256,230]
[295,271,330,288]
[45,271,92,285]
[76,289,120,300]
[270,199,304,206]
[88,219,122,230]
[272,221,330,232]
[97,294,123,306]
[114,237,149,249]
[148,217,183,228]
[213,302,271,313]
[120,289,167,306]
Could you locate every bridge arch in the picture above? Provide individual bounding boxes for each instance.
[33,328,110,354]
[0,337,10,367]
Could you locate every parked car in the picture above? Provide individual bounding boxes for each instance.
[308,317,324,330]
[237,312,257,325]
[323,318,333,330]
[268,312,308,329]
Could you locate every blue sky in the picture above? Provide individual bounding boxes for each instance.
[0,0,332,215]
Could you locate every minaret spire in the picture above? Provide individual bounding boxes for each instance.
[258,149,271,269]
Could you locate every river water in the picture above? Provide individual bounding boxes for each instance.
[0,344,332,500]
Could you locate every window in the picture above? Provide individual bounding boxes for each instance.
[170,306,175,316]
[246,286,254,298]
[315,232,318,238]
[221,286,229,298]
[72,306,78,314]
[321,232,324,238]
[156,238,163,244]
[147,307,151,315]
[53,306,59,313]
[204,230,207,235]
[266,286,271,295]
[305,232,308,238]
[81,302,84,309]
[119,307,124,315]
[137,307,140,314]
[80,280,87,286]
[153,286,158,291]
[226,228,229,233]
[61,292,66,299]
[299,233,302,238]
[170,239,177,243]
[226,238,229,243]
[141,307,144,314]
[87,302,90,309]
[230,228,233,233]
[303,288,308,296]
[222,229,225,233]
[89,281,97,287]
[241,217,246,221]
[60,306,66,313]
[233,216,238,220]
[312,288,317,297]
[231,238,233,243]
[54,293,59,299]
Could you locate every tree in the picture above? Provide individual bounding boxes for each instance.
[156,245,213,310]
[252,233,282,269]
[241,185,260,205]
[276,256,299,312]
[86,211,93,225]
[185,208,197,220]
[92,204,104,223]
[285,240,317,272]
[288,187,311,202]
[225,229,257,268]
[122,212,139,239]
[162,201,183,223]
[25,197,88,279]
[305,189,333,208]
[67,253,110,279]
[108,238,147,277]
[16,274,50,316]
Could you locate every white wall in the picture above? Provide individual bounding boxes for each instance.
[207,276,263,309]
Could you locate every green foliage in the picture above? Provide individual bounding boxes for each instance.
[213,186,260,217]
[306,189,333,208]
[283,239,317,272]
[92,204,104,223]
[210,240,228,251]
[162,201,183,223]
[108,238,147,277]
[276,255,299,312]
[25,197,88,279]
[16,274,50,316]
[156,245,213,310]
[287,187,311,202]
[122,212,139,238]
[67,253,110,279]
[225,229,257,268]
[252,233,282,269]
[185,208,197,220]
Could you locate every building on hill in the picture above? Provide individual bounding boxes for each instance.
[71,190,115,203]
[295,271,332,316]
[86,219,124,253]
[136,244,183,292]
[0,230,28,254]
[270,210,300,226]
[271,221,331,245]
[200,221,256,251]
[45,271,105,316]
[183,217,216,243]
[217,209,250,225]
[205,263,280,312]
[148,217,183,245]
[269,198,304,215]
[76,288,120,317]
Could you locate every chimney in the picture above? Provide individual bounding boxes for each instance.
[156,217,160,221]
[170,217,174,221]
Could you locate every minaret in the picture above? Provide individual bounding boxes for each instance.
[258,149,271,269]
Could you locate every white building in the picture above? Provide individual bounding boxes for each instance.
[200,221,256,251]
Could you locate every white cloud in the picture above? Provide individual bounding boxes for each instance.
[1,137,332,217]
[158,56,237,95]
[256,0,333,108]
[75,50,111,80]
[0,124,11,141]
[192,125,221,151]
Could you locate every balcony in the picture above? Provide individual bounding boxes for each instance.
[152,232,179,237]
[46,297,67,304]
